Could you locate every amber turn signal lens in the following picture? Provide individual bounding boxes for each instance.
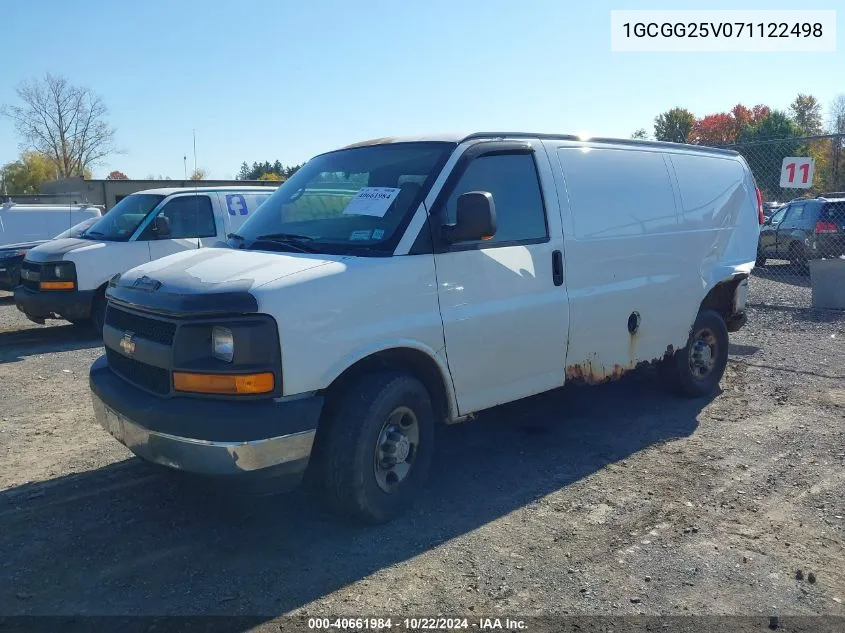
[173,371,274,395]
[39,281,75,290]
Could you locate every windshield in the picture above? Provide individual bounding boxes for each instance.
[231,142,454,255]
[83,194,165,241]
[53,217,98,239]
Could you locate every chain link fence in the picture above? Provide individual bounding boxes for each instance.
[720,133,845,309]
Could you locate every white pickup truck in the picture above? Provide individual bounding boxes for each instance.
[89,133,760,523]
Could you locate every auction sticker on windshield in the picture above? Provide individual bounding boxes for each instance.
[343,187,401,217]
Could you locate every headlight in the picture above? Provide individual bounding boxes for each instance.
[39,261,77,291]
[212,326,234,362]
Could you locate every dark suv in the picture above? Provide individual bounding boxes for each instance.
[756,195,845,273]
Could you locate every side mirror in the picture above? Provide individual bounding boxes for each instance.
[442,191,497,243]
[153,215,171,238]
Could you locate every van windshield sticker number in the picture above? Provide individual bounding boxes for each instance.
[780,157,814,189]
[226,194,249,216]
[343,187,401,218]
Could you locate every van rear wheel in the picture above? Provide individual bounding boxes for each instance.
[313,371,435,524]
[660,309,728,398]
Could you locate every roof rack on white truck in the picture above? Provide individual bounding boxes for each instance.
[88,132,760,523]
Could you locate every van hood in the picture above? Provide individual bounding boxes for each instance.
[110,248,348,314]
[25,238,104,261]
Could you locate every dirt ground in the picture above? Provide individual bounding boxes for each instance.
[0,271,843,627]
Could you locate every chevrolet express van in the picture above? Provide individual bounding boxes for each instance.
[15,186,275,331]
[0,217,98,290]
[89,133,760,523]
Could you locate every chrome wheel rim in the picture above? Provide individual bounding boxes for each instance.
[688,327,717,380]
[374,406,419,494]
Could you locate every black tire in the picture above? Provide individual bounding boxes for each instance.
[91,289,107,336]
[661,309,729,398]
[788,243,808,275]
[313,372,435,524]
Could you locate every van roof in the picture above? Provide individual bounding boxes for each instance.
[1,202,102,210]
[133,185,279,196]
[342,132,739,157]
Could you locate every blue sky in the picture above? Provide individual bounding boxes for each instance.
[2,0,842,179]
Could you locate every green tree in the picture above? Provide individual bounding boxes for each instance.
[653,107,695,143]
[788,94,823,136]
[0,151,57,194]
[631,128,649,140]
[828,95,845,192]
[736,110,804,199]
[236,160,302,180]
[189,168,207,181]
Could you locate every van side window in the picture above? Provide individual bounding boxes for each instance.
[444,154,547,245]
[148,195,216,239]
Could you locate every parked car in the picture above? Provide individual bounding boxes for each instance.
[14,186,275,331]
[0,203,102,247]
[756,195,845,272]
[89,133,759,523]
[0,217,99,291]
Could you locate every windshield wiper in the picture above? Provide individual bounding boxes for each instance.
[250,233,317,253]
[255,232,314,242]
[84,230,104,236]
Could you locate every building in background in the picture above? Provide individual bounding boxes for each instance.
[39,177,278,210]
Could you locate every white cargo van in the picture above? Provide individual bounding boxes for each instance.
[89,133,760,523]
[15,186,274,331]
[0,203,102,247]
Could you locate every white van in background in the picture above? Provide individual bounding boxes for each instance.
[0,203,102,247]
[89,133,760,523]
[15,186,275,331]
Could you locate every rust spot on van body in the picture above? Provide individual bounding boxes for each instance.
[565,350,665,385]
[565,358,632,384]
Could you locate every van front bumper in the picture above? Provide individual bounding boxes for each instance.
[14,285,94,323]
[89,355,323,490]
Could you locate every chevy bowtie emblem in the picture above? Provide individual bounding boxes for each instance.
[120,332,136,356]
[133,275,162,291]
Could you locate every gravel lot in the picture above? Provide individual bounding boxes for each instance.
[0,272,843,628]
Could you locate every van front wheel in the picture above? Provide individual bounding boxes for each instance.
[314,372,435,524]
[661,309,729,398]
